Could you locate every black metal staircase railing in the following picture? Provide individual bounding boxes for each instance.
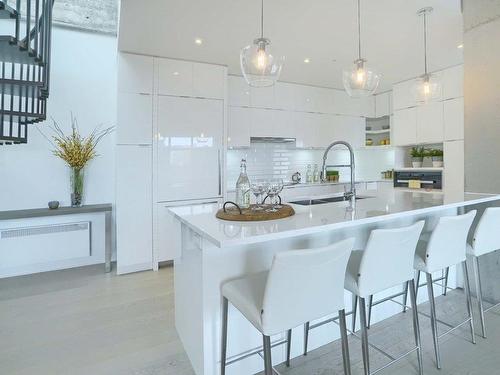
[0,0,54,144]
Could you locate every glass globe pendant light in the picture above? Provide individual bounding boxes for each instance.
[342,0,381,97]
[413,7,442,103]
[240,0,284,87]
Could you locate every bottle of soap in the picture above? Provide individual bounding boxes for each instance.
[235,159,251,208]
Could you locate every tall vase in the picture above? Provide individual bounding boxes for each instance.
[70,167,84,207]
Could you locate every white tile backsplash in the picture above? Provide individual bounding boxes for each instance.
[227,143,395,189]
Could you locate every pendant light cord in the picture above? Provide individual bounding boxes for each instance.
[261,0,264,38]
[357,0,362,60]
[423,11,428,75]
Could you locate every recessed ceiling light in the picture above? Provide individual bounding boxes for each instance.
[457,44,464,49]
[173,71,179,76]
[304,58,311,64]
[195,38,203,45]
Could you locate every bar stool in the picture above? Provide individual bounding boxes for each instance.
[220,238,355,375]
[414,210,477,369]
[305,221,425,375]
[467,207,500,338]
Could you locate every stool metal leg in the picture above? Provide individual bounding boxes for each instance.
[415,271,421,301]
[352,295,358,333]
[402,281,409,313]
[221,297,229,375]
[409,279,423,375]
[339,309,352,375]
[359,297,370,375]
[286,329,292,367]
[426,272,441,369]
[462,261,477,344]
[263,335,273,375]
[303,322,309,356]
[367,295,373,329]
[443,267,450,296]
[472,255,487,338]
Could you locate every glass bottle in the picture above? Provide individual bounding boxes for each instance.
[313,164,320,183]
[306,164,313,183]
[235,159,251,209]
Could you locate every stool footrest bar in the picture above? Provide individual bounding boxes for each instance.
[226,338,288,365]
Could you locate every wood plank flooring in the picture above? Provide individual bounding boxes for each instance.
[1,265,500,375]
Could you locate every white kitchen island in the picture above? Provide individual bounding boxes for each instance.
[168,189,500,375]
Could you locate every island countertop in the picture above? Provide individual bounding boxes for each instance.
[168,189,500,248]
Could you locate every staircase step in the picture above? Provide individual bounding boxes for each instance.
[0,36,44,66]
[0,1,18,19]
[0,79,47,99]
[1,109,46,123]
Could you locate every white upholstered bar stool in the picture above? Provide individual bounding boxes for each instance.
[467,207,500,338]
[220,238,355,375]
[342,221,425,375]
[414,210,477,369]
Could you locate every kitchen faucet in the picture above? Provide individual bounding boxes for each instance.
[321,141,356,202]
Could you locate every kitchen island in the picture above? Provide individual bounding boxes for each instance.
[168,188,500,375]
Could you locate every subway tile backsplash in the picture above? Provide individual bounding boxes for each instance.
[227,142,395,189]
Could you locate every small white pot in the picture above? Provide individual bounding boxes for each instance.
[432,161,444,168]
[412,161,423,168]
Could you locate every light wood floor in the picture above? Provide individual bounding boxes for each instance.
[1,265,500,375]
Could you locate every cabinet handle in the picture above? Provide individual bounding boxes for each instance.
[218,150,222,196]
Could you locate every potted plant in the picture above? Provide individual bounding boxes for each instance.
[39,114,114,207]
[410,146,425,168]
[429,148,444,167]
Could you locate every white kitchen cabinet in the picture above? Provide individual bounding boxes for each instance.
[228,75,250,107]
[392,79,416,110]
[443,97,464,141]
[442,65,464,100]
[375,92,391,117]
[393,108,417,146]
[316,87,335,114]
[250,108,295,138]
[228,106,251,148]
[333,115,365,149]
[250,85,275,109]
[416,101,443,144]
[295,85,318,113]
[157,58,225,99]
[116,92,153,145]
[443,140,464,192]
[116,144,153,274]
[192,63,225,99]
[274,82,297,111]
[156,96,224,202]
[117,53,154,95]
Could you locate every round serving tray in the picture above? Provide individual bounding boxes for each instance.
[216,202,295,222]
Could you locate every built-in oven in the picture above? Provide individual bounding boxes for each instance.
[393,170,442,190]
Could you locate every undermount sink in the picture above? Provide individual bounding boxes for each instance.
[289,196,369,206]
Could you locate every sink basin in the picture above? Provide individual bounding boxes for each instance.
[289,196,368,206]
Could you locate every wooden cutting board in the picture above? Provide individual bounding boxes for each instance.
[216,203,295,222]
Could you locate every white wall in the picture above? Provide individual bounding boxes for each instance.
[0,27,117,211]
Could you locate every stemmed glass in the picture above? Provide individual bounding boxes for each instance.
[274,179,284,209]
[266,179,282,212]
[250,180,265,210]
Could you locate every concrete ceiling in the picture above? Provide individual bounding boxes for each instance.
[118,0,464,91]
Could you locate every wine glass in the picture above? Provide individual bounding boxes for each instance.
[274,179,284,209]
[250,180,264,210]
[265,179,281,212]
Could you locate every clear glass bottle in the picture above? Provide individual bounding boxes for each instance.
[313,164,320,183]
[235,159,251,208]
[305,164,313,183]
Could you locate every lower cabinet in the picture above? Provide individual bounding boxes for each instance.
[155,203,182,263]
[116,145,153,274]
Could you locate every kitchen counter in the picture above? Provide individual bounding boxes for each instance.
[170,188,500,375]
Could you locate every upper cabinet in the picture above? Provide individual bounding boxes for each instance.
[118,53,154,95]
[392,79,416,111]
[228,76,250,107]
[443,97,464,141]
[442,65,464,100]
[416,102,444,144]
[393,108,417,146]
[375,92,391,117]
[116,92,153,145]
[157,58,225,99]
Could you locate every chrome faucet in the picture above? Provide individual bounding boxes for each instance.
[321,141,356,201]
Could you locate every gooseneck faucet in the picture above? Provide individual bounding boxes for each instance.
[321,141,356,201]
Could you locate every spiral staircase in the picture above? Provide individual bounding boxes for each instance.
[0,0,54,144]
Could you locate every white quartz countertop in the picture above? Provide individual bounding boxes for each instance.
[168,189,500,248]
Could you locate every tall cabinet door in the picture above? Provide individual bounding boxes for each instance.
[116,145,153,274]
[157,96,223,202]
[416,102,443,144]
[116,92,153,145]
[393,108,417,146]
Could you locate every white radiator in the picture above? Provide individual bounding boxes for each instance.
[0,221,91,275]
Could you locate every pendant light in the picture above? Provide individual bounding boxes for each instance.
[413,7,442,103]
[342,0,381,97]
[240,0,284,87]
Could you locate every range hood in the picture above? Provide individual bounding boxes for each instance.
[250,137,296,144]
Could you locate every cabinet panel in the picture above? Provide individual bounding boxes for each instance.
[334,115,365,149]
[116,145,152,274]
[443,97,464,141]
[156,203,182,262]
[228,75,250,107]
[392,108,417,146]
[228,107,251,148]
[250,85,275,109]
[116,92,153,144]
[416,101,443,144]
[274,82,296,111]
[192,63,225,99]
[295,85,318,112]
[118,53,154,94]
[443,140,464,192]
[157,58,193,97]
[443,65,463,100]
[375,92,391,117]
[392,80,416,110]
